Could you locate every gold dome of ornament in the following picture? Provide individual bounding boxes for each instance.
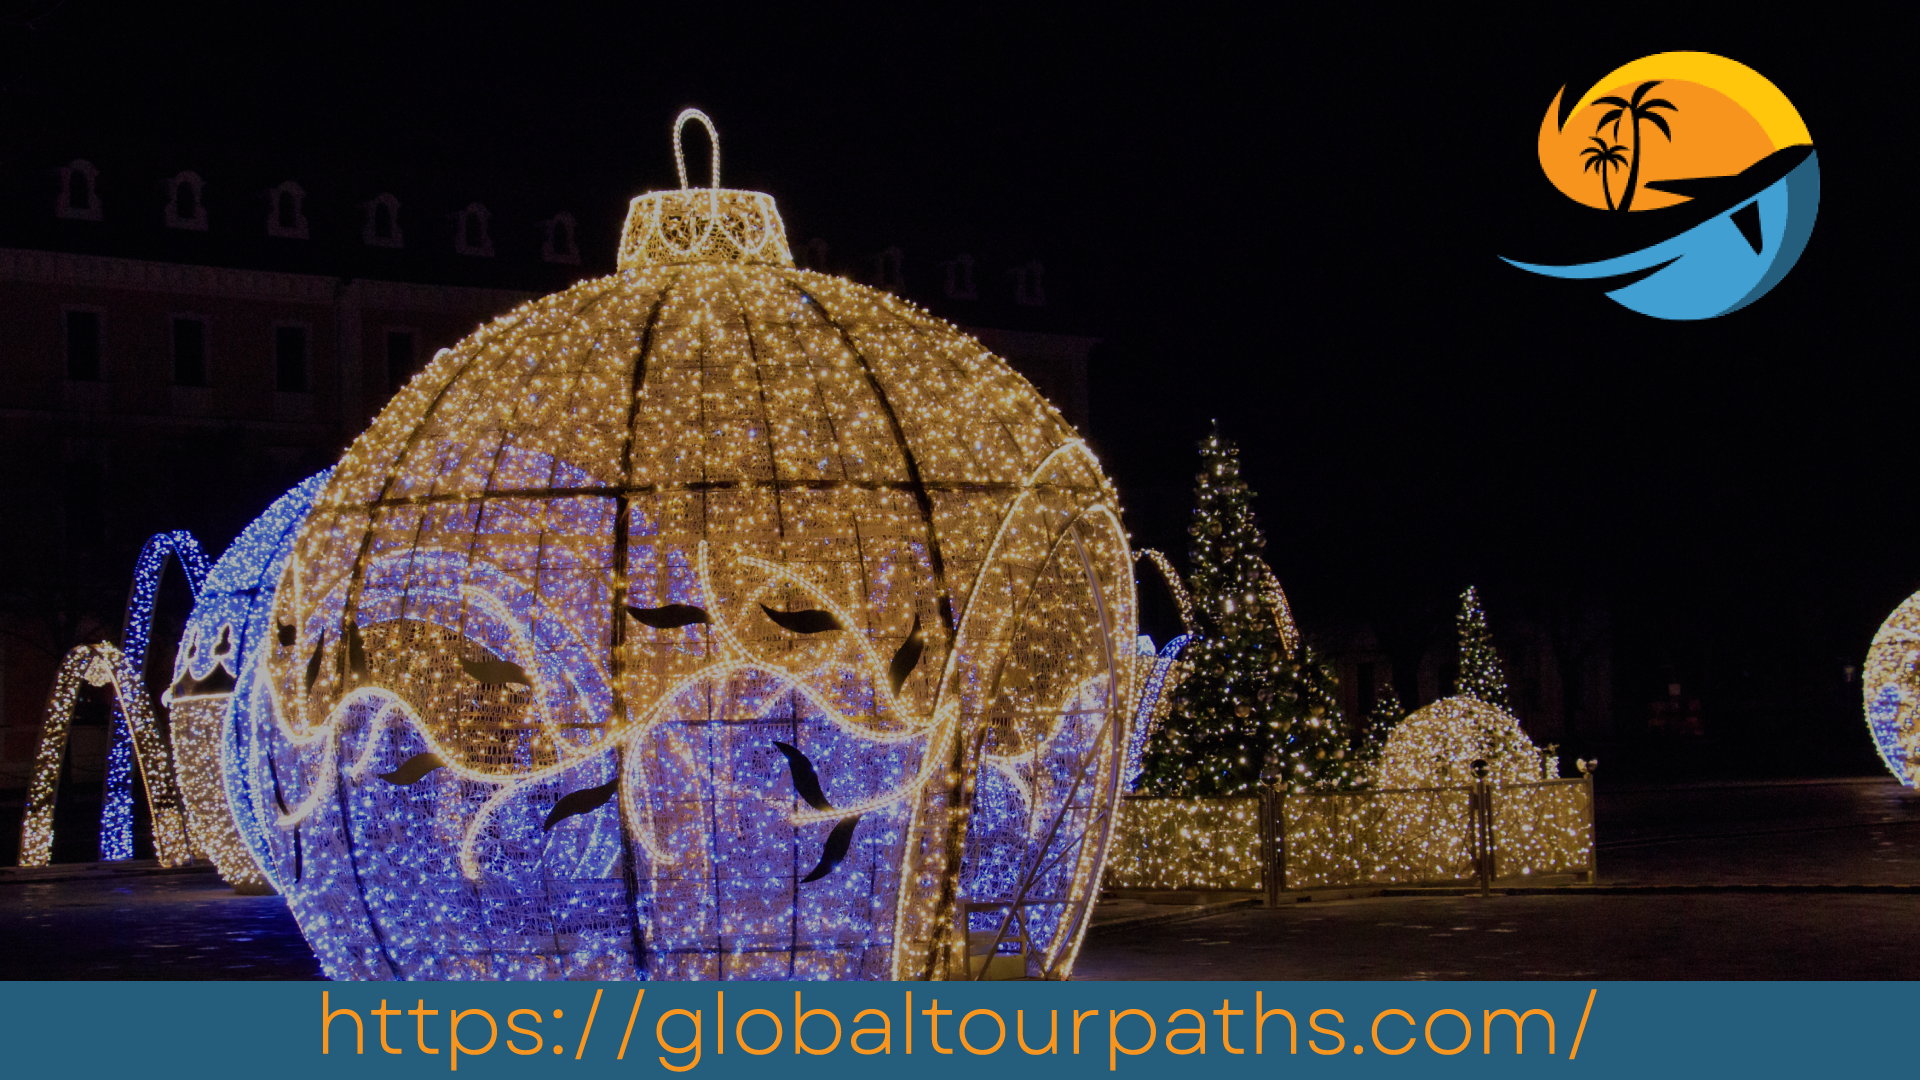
[245,111,1138,981]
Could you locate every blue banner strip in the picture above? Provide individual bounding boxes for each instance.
[0,980,1904,1076]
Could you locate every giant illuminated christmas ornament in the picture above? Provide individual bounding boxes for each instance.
[1370,695,1556,789]
[1864,591,1920,786]
[235,111,1137,980]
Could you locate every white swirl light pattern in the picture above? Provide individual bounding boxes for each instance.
[239,114,1136,981]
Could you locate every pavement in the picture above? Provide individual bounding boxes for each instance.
[4,776,1919,980]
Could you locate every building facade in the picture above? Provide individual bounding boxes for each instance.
[0,155,1097,855]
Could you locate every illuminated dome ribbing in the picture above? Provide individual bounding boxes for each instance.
[241,111,1137,980]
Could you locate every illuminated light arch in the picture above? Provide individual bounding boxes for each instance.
[238,117,1135,982]
[99,530,209,861]
[1121,632,1193,791]
[1257,562,1301,658]
[1135,548,1195,635]
[20,643,193,868]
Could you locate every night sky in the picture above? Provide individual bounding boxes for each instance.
[4,6,1909,764]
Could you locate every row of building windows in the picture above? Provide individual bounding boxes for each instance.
[62,309,421,394]
[52,161,1048,305]
[53,160,581,263]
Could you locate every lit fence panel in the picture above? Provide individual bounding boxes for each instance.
[1102,777,1596,896]
[1282,786,1477,890]
[1490,778,1595,880]
[1102,796,1264,891]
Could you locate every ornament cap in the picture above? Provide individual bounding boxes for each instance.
[618,109,794,269]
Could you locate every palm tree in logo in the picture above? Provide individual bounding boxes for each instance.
[1594,80,1678,212]
[1580,137,1630,211]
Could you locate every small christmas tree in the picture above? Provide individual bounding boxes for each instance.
[1138,424,1352,795]
[1454,585,1510,709]
[1282,643,1359,789]
[1356,676,1405,768]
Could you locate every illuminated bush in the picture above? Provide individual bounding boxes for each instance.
[1371,695,1553,789]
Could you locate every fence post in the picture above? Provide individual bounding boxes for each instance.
[1260,787,1280,907]
[1471,760,1491,897]
[1584,765,1598,885]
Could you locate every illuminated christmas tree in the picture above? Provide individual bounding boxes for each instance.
[1139,425,1351,795]
[1356,676,1405,768]
[1454,585,1510,709]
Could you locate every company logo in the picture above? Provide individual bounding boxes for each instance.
[1502,52,1818,320]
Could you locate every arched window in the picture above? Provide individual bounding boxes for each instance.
[56,159,102,221]
[941,253,977,300]
[164,171,207,231]
[541,212,580,264]
[265,181,308,239]
[362,193,403,248]
[868,245,904,292]
[1009,260,1047,307]
[453,202,493,257]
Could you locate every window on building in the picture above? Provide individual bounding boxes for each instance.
[1010,260,1047,307]
[65,310,101,381]
[265,181,308,239]
[363,193,403,248]
[387,329,416,391]
[453,203,493,257]
[57,159,103,220]
[868,246,903,292]
[173,317,207,386]
[165,171,207,230]
[542,212,580,264]
[942,253,977,300]
[275,325,308,393]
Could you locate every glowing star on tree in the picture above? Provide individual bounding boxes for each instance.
[235,111,1137,981]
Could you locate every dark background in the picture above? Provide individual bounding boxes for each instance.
[0,5,1908,779]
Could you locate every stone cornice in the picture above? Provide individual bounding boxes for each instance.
[0,246,533,314]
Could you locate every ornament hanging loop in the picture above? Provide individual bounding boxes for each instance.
[673,108,721,191]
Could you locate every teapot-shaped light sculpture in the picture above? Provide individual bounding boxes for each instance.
[236,112,1137,980]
